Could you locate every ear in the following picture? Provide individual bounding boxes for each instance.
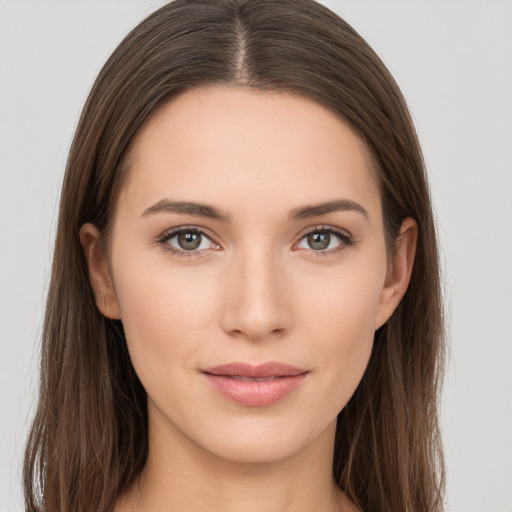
[79,223,121,319]
[374,217,418,330]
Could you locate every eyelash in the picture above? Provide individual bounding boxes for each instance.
[156,225,353,259]
[157,227,217,259]
[297,225,353,258]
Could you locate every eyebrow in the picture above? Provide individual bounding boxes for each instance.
[141,199,231,222]
[141,198,368,222]
[288,199,368,220]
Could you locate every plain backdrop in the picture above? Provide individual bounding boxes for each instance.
[1,1,511,511]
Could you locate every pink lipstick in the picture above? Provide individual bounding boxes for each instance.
[201,362,309,407]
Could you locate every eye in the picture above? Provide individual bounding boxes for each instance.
[296,226,352,254]
[158,227,218,256]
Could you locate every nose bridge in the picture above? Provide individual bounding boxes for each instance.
[221,242,290,341]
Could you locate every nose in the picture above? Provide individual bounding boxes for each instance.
[220,247,291,341]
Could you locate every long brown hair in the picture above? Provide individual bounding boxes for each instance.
[24,1,445,510]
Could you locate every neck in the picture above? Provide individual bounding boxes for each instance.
[115,404,356,512]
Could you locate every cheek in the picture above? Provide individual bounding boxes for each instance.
[296,252,385,339]
[111,251,219,383]
[293,258,385,405]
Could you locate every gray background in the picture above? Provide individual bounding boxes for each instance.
[1,1,511,510]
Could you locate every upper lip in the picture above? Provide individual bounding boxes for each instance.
[202,362,308,378]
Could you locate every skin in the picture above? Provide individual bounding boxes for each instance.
[80,86,417,512]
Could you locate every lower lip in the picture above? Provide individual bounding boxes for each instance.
[202,373,308,407]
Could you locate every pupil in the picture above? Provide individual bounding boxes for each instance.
[178,232,201,250]
[308,232,330,250]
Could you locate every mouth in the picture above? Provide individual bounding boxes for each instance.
[201,361,309,378]
[201,362,309,407]
[214,375,287,381]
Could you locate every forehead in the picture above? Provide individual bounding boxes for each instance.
[118,86,381,221]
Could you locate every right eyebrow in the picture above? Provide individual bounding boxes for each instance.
[141,199,231,223]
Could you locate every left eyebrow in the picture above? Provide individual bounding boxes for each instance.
[288,199,368,221]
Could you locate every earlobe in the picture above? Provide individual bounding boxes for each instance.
[79,223,121,319]
[375,217,418,330]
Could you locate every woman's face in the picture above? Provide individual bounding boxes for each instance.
[84,86,410,464]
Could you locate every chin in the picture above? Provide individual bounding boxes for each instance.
[189,414,334,466]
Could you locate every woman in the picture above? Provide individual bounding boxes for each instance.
[23,0,445,511]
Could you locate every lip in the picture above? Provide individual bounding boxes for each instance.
[202,361,308,378]
[201,362,309,407]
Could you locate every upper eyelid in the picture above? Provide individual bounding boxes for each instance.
[297,224,351,239]
[159,225,216,241]
[159,224,351,238]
